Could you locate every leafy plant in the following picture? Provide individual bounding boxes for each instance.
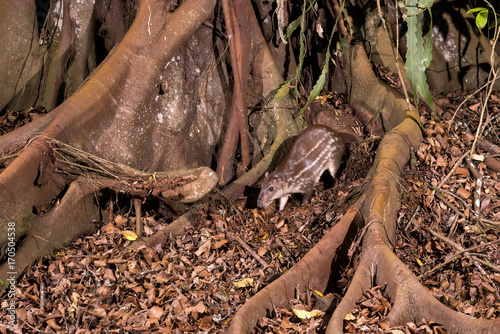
[275,0,346,118]
[467,7,489,29]
[467,1,498,31]
[403,0,435,114]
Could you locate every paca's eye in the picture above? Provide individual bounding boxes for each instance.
[268,187,274,192]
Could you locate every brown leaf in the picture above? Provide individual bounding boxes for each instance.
[114,215,128,228]
[94,259,108,267]
[45,318,61,330]
[258,247,268,257]
[435,154,448,168]
[148,305,164,320]
[89,308,107,318]
[155,270,169,284]
[457,188,471,199]
[195,239,211,257]
[214,239,228,249]
[453,167,469,177]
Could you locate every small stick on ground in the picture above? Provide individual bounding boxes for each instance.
[422,226,500,301]
[134,198,143,237]
[437,151,468,189]
[466,157,482,215]
[227,232,271,272]
[419,238,500,279]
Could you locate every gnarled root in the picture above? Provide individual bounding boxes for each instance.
[228,205,363,332]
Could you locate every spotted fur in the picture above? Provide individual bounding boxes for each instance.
[257,125,345,211]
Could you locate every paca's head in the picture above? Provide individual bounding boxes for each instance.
[257,172,288,208]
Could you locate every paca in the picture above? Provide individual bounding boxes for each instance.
[257,125,345,211]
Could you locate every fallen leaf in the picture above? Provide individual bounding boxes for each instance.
[453,167,469,177]
[292,308,323,319]
[233,278,253,288]
[148,305,163,319]
[122,230,138,241]
[195,239,211,257]
[214,239,228,249]
[257,247,268,257]
[457,188,471,199]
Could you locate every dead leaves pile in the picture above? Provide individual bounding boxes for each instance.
[397,90,500,320]
[0,214,256,333]
[0,107,47,135]
[344,285,448,334]
[0,195,342,333]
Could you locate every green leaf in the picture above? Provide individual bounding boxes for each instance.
[284,19,301,41]
[466,7,488,14]
[274,81,291,101]
[404,0,435,114]
[467,7,489,30]
[476,9,489,29]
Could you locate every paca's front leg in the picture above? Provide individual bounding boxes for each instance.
[279,195,290,211]
[301,188,313,205]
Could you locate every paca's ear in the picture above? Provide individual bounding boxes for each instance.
[264,171,269,178]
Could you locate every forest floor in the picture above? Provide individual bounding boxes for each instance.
[0,86,499,333]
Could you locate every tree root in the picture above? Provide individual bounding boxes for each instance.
[219,0,300,198]
[0,136,217,286]
[229,103,500,332]
[0,178,99,288]
[327,222,500,333]
[228,205,363,333]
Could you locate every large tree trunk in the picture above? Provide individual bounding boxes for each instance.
[0,0,223,285]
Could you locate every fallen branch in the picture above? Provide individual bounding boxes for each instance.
[419,237,500,279]
[421,226,500,302]
[227,232,270,270]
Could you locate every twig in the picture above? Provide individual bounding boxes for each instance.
[447,84,488,132]
[465,157,482,216]
[435,188,472,213]
[422,226,500,301]
[473,257,500,273]
[437,150,469,189]
[405,205,420,230]
[470,25,500,157]
[18,318,53,334]
[435,192,462,218]
[447,214,460,239]
[40,281,46,311]
[134,198,143,237]
[377,0,412,109]
[227,232,270,270]
[419,238,500,279]
[472,217,500,231]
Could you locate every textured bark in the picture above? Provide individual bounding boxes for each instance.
[0,0,219,286]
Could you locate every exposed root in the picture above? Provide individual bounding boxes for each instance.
[0,178,99,288]
[44,135,217,203]
[130,205,204,249]
[0,134,217,286]
[228,205,362,333]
